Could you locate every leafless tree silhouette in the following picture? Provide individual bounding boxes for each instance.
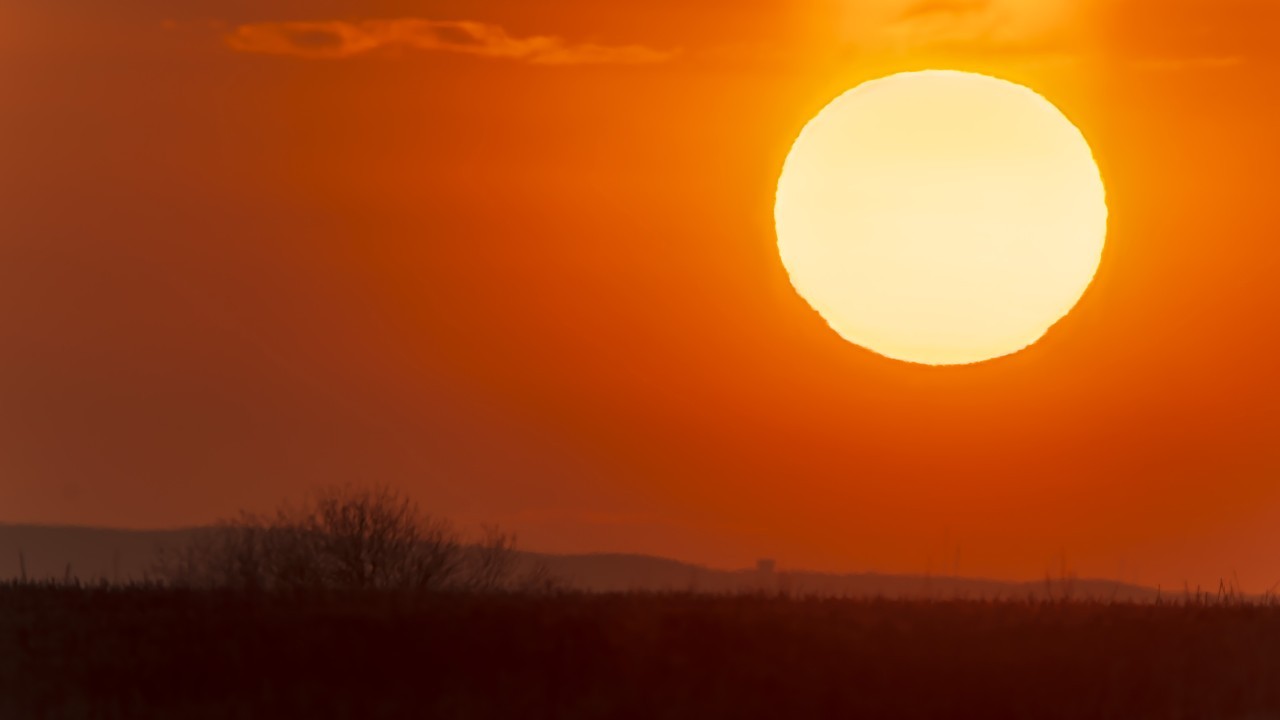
[155,485,546,593]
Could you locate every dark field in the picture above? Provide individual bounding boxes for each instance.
[4,585,1280,720]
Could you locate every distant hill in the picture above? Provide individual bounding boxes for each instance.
[525,552,1161,602]
[0,525,197,583]
[0,524,1159,601]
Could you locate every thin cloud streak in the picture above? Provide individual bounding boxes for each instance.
[837,0,1267,69]
[224,18,677,65]
[1131,55,1246,72]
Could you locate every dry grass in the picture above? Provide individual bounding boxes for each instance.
[3,583,1280,719]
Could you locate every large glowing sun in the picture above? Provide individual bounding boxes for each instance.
[775,70,1108,365]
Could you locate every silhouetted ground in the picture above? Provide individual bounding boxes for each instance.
[3,584,1279,719]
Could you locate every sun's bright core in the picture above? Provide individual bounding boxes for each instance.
[775,70,1108,365]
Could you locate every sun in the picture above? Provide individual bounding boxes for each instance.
[775,70,1108,366]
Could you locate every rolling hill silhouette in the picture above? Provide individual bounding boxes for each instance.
[0,524,1160,601]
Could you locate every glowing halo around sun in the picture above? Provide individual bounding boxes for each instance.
[775,70,1108,366]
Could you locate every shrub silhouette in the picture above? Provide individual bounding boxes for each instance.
[155,485,535,593]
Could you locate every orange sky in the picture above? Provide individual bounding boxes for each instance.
[2,0,1279,591]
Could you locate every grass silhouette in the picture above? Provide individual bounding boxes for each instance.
[3,582,1280,719]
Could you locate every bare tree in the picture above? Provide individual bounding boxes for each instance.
[155,512,271,591]
[459,525,519,592]
[155,485,536,594]
[304,485,463,592]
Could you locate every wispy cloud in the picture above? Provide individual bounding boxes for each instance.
[899,0,993,21]
[834,0,1264,71]
[224,18,677,65]
[1131,55,1246,72]
[903,0,1079,49]
[833,0,1081,61]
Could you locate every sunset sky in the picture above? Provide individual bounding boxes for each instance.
[2,0,1279,591]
